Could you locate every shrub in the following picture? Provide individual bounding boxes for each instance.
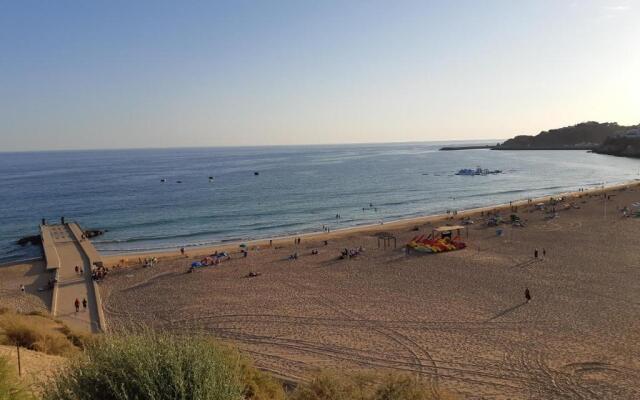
[26,311,47,317]
[44,330,246,400]
[0,355,34,400]
[290,371,455,400]
[237,356,285,400]
[0,316,75,356]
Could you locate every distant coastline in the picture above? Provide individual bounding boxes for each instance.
[439,144,495,151]
[439,121,640,157]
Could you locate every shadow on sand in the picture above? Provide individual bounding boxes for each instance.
[485,301,528,322]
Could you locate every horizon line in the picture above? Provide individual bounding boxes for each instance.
[0,138,503,154]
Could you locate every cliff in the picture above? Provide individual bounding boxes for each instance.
[593,128,640,158]
[496,121,632,150]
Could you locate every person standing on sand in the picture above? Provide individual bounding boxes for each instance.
[74,298,80,312]
[542,248,546,258]
[180,247,185,256]
[82,298,87,310]
[525,288,531,303]
[20,284,25,293]
[75,265,79,274]
[534,249,538,259]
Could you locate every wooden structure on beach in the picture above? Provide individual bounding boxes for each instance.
[432,225,469,239]
[375,232,397,249]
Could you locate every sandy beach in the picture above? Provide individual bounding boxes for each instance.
[95,182,640,399]
[3,182,640,398]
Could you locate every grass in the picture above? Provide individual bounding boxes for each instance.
[0,314,77,356]
[0,309,459,400]
[43,329,282,400]
[289,371,456,400]
[0,355,34,400]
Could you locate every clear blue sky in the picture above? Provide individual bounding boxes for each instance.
[1,0,638,151]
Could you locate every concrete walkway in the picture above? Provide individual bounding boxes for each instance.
[42,224,101,333]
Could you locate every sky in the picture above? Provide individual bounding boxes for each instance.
[1,0,639,151]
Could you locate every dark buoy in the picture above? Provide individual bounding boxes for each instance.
[161,179,166,182]
[176,180,182,183]
[254,171,259,176]
[209,176,214,180]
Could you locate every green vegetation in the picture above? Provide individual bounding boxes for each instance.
[289,371,454,400]
[0,356,34,400]
[43,330,282,400]
[1,309,458,400]
[0,313,79,356]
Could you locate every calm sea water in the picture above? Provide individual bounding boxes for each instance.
[2,142,640,262]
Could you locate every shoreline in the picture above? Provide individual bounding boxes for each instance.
[100,179,640,265]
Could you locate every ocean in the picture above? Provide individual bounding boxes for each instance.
[2,142,640,263]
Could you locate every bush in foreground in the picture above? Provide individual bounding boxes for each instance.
[0,355,34,400]
[290,371,455,400]
[44,330,284,400]
[0,312,78,355]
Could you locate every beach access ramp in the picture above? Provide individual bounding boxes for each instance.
[40,222,104,333]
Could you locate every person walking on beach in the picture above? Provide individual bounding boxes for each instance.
[534,249,538,259]
[180,247,185,256]
[74,298,80,313]
[82,298,87,311]
[525,288,531,303]
[75,265,79,274]
[542,248,546,258]
[20,284,25,294]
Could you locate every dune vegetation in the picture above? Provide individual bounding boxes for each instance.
[1,309,454,400]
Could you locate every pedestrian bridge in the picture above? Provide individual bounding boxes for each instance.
[41,222,106,333]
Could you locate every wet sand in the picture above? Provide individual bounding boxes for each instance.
[98,182,640,399]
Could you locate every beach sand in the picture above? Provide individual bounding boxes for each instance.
[3,182,640,398]
[95,182,640,399]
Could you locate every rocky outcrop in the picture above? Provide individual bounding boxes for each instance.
[593,128,640,158]
[17,235,41,246]
[496,122,634,150]
[84,229,106,238]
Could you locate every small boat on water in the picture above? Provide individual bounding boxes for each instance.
[456,166,502,176]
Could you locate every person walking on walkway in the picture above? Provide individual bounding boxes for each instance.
[525,288,531,303]
[534,249,539,259]
[74,298,80,313]
[82,298,87,311]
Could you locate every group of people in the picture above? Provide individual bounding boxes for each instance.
[92,265,109,281]
[141,257,158,268]
[74,297,88,312]
[340,247,364,259]
[533,248,547,259]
